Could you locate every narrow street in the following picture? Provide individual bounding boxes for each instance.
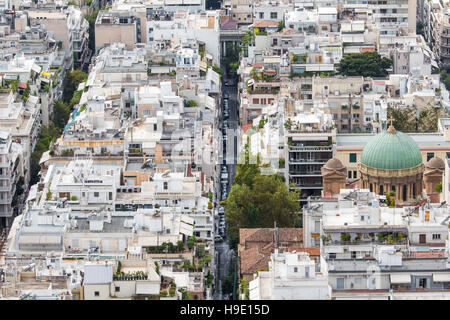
[213,72,239,300]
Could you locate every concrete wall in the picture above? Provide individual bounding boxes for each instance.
[83,283,111,300]
[95,23,137,52]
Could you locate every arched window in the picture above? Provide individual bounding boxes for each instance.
[370,183,373,192]
[379,185,384,195]
[402,185,407,201]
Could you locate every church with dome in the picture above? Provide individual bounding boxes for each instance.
[322,123,445,206]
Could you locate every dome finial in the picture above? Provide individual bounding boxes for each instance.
[387,117,396,134]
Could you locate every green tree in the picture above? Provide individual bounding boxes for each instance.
[277,20,285,32]
[222,273,234,295]
[225,169,299,249]
[187,236,196,250]
[63,70,88,103]
[337,52,392,77]
[53,101,71,130]
[30,123,61,185]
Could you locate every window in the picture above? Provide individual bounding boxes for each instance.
[329,253,336,259]
[109,192,112,201]
[259,12,264,19]
[94,192,99,197]
[154,124,157,131]
[418,278,427,288]
[115,286,120,292]
[427,152,434,161]
[270,12,277,19]
[294,267,298,273]
[163,182,168,190]
[360,215,365,221]
[337,278,344,289]
[348,171,352,179]
[94,291,100,297]
[432,234,441,240]
[272,38,278,46]
[305,266,310,278]
[349,153,357,163]
[315,221,320,233]
[351,251,356,259]
[353,171,357,179]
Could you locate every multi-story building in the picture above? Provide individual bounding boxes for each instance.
[27,6,90,70]
[284,112,335,205]
[249,250,331,300]
[95,10,138,52]
[0,131,23,227]
[223,0,253,25]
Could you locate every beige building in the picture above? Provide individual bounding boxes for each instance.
[312,76,369,133]
[95,11,138,52]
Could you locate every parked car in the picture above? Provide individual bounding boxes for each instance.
[214,235,223,242]
[218,207,225,215]
[225,79,234,86]
[223,92,229,99]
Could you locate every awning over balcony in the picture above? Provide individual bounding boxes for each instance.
[433,273,450,282]
[390,273,411,284]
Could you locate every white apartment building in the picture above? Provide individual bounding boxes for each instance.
[146,10,220,65]
[0,131,24,227]
[249,250,331,300]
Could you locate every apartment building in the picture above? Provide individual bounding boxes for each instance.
[0,131,23,227]
[249,251,331,299]
[0,89,41,191]
[87,43,148,87]
[146,10,220,65]
[253,0,293,23]
[284,112,335,204]
[312,76,368,133]
[27,6,89,70]
[95,10,138,52]
[223,0,253,25]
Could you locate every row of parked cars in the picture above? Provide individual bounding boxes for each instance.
[216,90,230,242]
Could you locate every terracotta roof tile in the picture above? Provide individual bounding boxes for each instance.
[239,228,304,276]
[253,20,279,28]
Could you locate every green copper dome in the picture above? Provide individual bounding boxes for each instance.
[361,126,422,170]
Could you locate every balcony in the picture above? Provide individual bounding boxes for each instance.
[291,183,322,189]
[289,146,333,151]
[323,240,407,246]
[289,171,322,176]
[288,158,328,164]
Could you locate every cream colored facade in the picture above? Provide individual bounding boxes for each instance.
[95,14,137,51]
[312,76,368,132]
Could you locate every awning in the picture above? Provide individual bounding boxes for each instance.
[31,64,41,74]
[390,274,411,284]
[433,273,450,282]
